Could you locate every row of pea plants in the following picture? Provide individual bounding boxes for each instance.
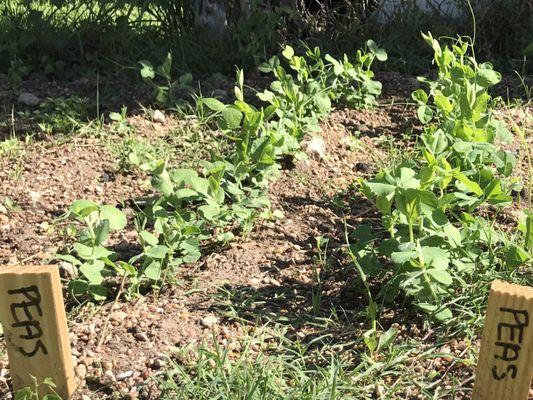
[57,41,388,300]
[357,33,532,322]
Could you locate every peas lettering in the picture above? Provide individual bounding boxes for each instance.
[7,285,48,357]
[491,307,529,380]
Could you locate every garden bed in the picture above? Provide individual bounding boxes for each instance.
[0,65,532,399]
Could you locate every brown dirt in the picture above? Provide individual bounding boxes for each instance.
[0,137,148,265]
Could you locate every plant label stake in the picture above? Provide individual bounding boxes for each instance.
[472,280,533,399]
[0,265,76,398]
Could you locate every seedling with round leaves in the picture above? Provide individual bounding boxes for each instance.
[57,200,128,301]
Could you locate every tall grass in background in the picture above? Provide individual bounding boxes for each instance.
[0,1,531,80]
[0,0,287,79]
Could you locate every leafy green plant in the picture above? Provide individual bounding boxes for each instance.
[14,377,61,400]
[114,136,162,173]
[32,96,90,135]
[125,141,156,171]
[202,70,281,187]
[128,70,290,285]
[358,33,531,322]
[134,142,274,285]
[139,52,193,106]
[256,41,387,151]
[258,45,332,142]
[1,196,22,212]
[109,106,132,135]
[64,42,386,299]
[412,34,515,179]
[326,40,387,108]
[134,163,216,284]
[58,200,128,300]
[0,135,27,158]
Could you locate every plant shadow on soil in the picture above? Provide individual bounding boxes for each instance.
[210,187,421,349]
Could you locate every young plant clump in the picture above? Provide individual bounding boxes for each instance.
[60,41,387,300]
[358,33,531,322]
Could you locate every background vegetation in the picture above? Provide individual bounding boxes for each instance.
[1,0,531,82]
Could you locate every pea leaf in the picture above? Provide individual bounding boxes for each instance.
[475,69,501,87]
[426,268,453,286]
[282,45,294,60]
[421,246,449,269]
[434,94,453,113]
[145,245,168,260]
[93,220,110,245]
[198,204,219,221]
[411,89,428,104]
[202,98,225,112]
[221,107,243,130]
[143,260,162,280]
[70,200,98,218]
[363,182,396,196]
[417,105,433,124]
[139,60,155,79]
[505,245,530,269]
[80,260,104,285]
[89,284,108,301]
[455,174,483,196]
[100,205,127,230]
[139,230,159,246]
[68,280,89,297]
[175,188,199,201]
[417,303,453,321]
[74,243,112,260]
[434,307,453,321]
[366,39,388,61]
[151,163,174,197]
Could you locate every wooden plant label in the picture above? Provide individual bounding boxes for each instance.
[472,280,533,399]
[0,265,75,398]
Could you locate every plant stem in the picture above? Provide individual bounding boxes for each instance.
[97,271,128,349]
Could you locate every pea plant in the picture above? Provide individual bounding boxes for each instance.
[14,377,61,400]
[412,33,518,195]
[201,69,281,189]
[60,41,387,300]
[134,164,211,285]
[326,40,387,108]
[139,52,194,106]
[257,41,387,154]
[358,33,531,321]
[57,200,128,301]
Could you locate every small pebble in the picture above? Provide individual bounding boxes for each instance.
[116,370,134,381]
[153,110,166,124]
[201,315,219,328]
[102,361,113,371]
[134,332,149,342]
[102,370,116,384]
[76,364,87,379]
